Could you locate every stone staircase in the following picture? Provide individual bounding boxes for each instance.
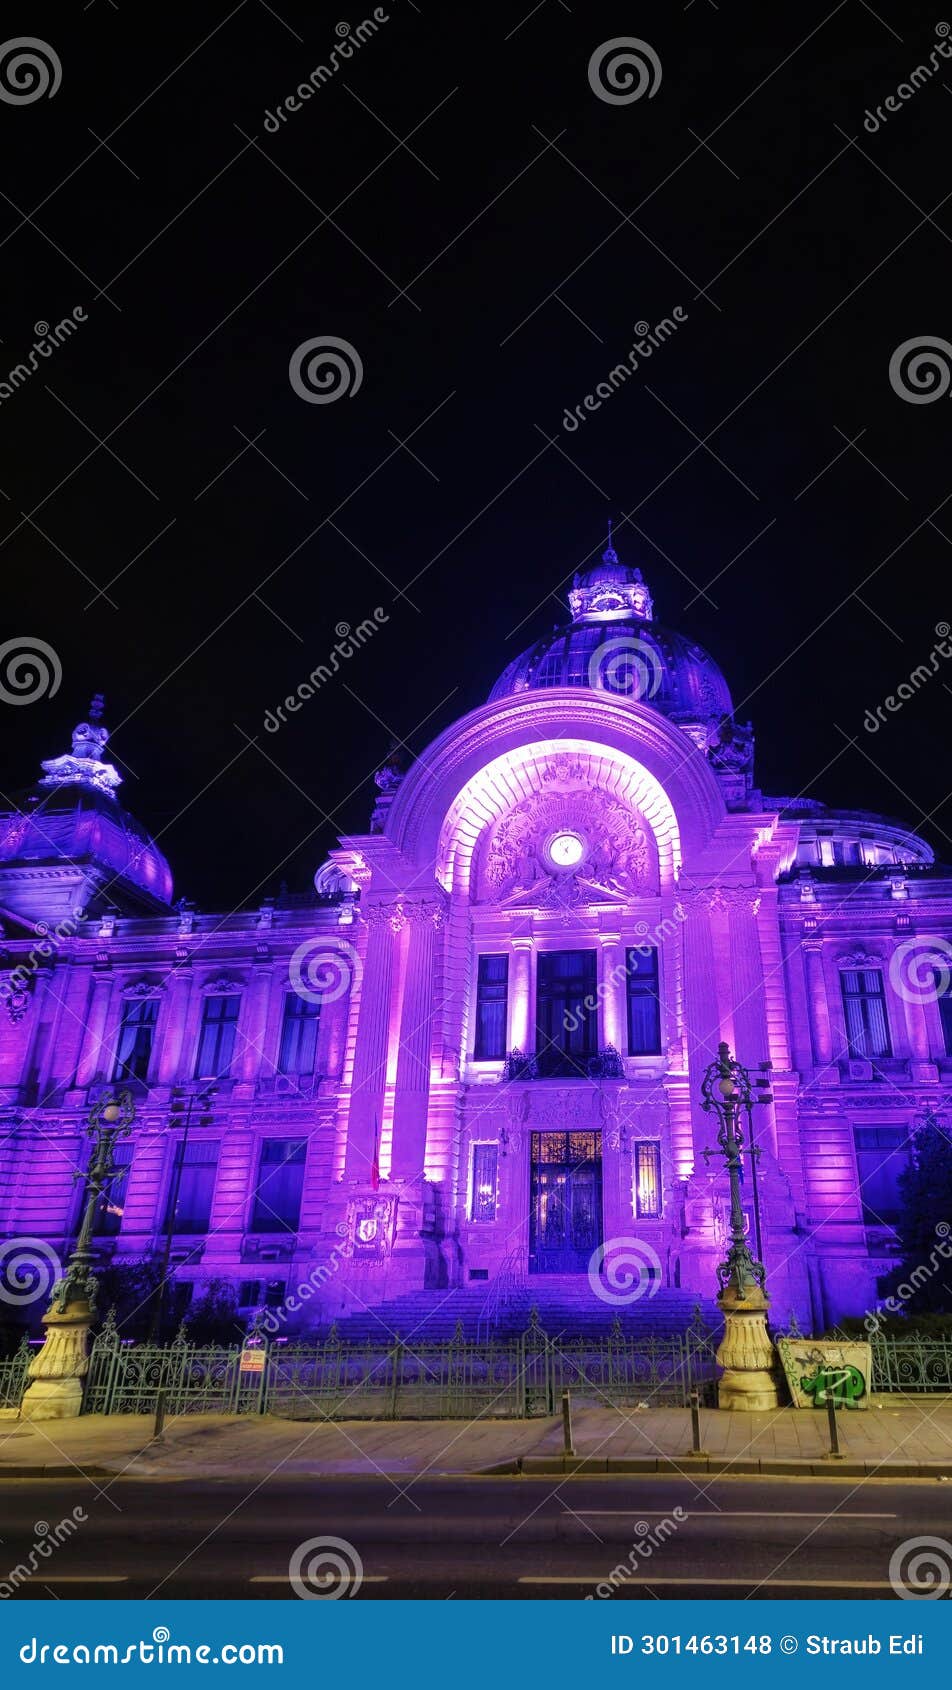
[321,1278,722,1344]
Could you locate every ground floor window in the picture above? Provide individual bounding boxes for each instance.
[165,1139,219,1234]
[470,1143,499,1222]
[251,1138,307,1232]
[853,1125,911,1227]
[634,1140,662,1218]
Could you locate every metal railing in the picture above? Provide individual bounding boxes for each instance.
[869,1332,952,1393]
[0,1338,30,1410]
[476,1249,526,1340]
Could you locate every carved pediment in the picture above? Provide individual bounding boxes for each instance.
[476,786,658,906]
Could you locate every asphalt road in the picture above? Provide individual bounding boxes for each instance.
[0,1475,945,1599]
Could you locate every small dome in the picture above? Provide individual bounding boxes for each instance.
[489,538,733,724]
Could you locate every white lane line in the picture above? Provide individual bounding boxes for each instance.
[519,1576,901,1588]
[577,1510,897,1519]
[43,1576,128,1583]
[248,1575,388,1584]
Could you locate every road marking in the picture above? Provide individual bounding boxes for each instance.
[43,1576,128,1584]
[519,1576,902,1588]
[248,1575,388,1585]
[576,1510,897,1520]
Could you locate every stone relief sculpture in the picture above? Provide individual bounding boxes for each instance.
[477,786,657,906]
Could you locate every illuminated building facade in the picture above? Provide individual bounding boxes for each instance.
[1,549,949,1334]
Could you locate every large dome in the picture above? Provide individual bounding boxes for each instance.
[489,541,733,727]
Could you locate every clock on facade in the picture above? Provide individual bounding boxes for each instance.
[547,830,586,869]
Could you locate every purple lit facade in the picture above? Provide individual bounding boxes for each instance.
[1,554,948,1333]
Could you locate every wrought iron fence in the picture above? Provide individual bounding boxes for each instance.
[869,1332,952,1393]
[77,1308,720,1420]
[0,1338,30,1410]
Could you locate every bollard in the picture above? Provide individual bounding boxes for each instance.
[825,1390,842,1459]
[562,1389,575,1458]
[152,1389,167,1443]
[688,1389,707,1457]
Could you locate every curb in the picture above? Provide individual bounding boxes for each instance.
[512,1454,952,1478]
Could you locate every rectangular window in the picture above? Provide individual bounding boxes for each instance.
[535,950,597,1078]
[841,970,891,1059]
[90,1142,134,1237]
[936,972,952,1056]
[113,997,159,1083]
[634,1140,662,1219]
[473,954,509,1060]
[165,1139,219,1234]
[471,1143,499,1222]
[278,993,320,1076]
[195,994,240,1078]
[251,1138,307,1233]
[625,948,662,1055]
[853,1126,911,1227]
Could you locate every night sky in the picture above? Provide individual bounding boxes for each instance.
[3,0,949,911]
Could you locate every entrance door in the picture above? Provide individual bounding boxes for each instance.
[529,1130,602,1273]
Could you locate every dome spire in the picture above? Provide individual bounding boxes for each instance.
[567,527,654,624]
[603,517,618,565]
[39,695,122,797]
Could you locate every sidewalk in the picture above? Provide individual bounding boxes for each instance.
[0,1397,951,1481]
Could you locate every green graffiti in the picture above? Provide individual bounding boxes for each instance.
[799,1363,866,1407]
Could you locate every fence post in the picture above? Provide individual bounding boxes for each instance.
[389,1338,402,1420]
[561,1389,575,1457]
[152,1389,167,1442]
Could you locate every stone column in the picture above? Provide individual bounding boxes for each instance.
[597,932,623,1054]
[157,967,193,1084]
[390,900,443,1180]
[238,963,273,1082]
[344,907,399,1179]
[507,938,533,1054]
[74,973,114,1090]
[802,941,833,1067]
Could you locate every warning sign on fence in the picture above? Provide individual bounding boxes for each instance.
[239,1346,266,1374]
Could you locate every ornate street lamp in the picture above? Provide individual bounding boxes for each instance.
[701,1042,778,1410]
[21,1089,136,1421]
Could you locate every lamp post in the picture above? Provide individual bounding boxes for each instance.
[147,1084,216,1343]
[21,1089,136,1421]
[701,1042,778,1411]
